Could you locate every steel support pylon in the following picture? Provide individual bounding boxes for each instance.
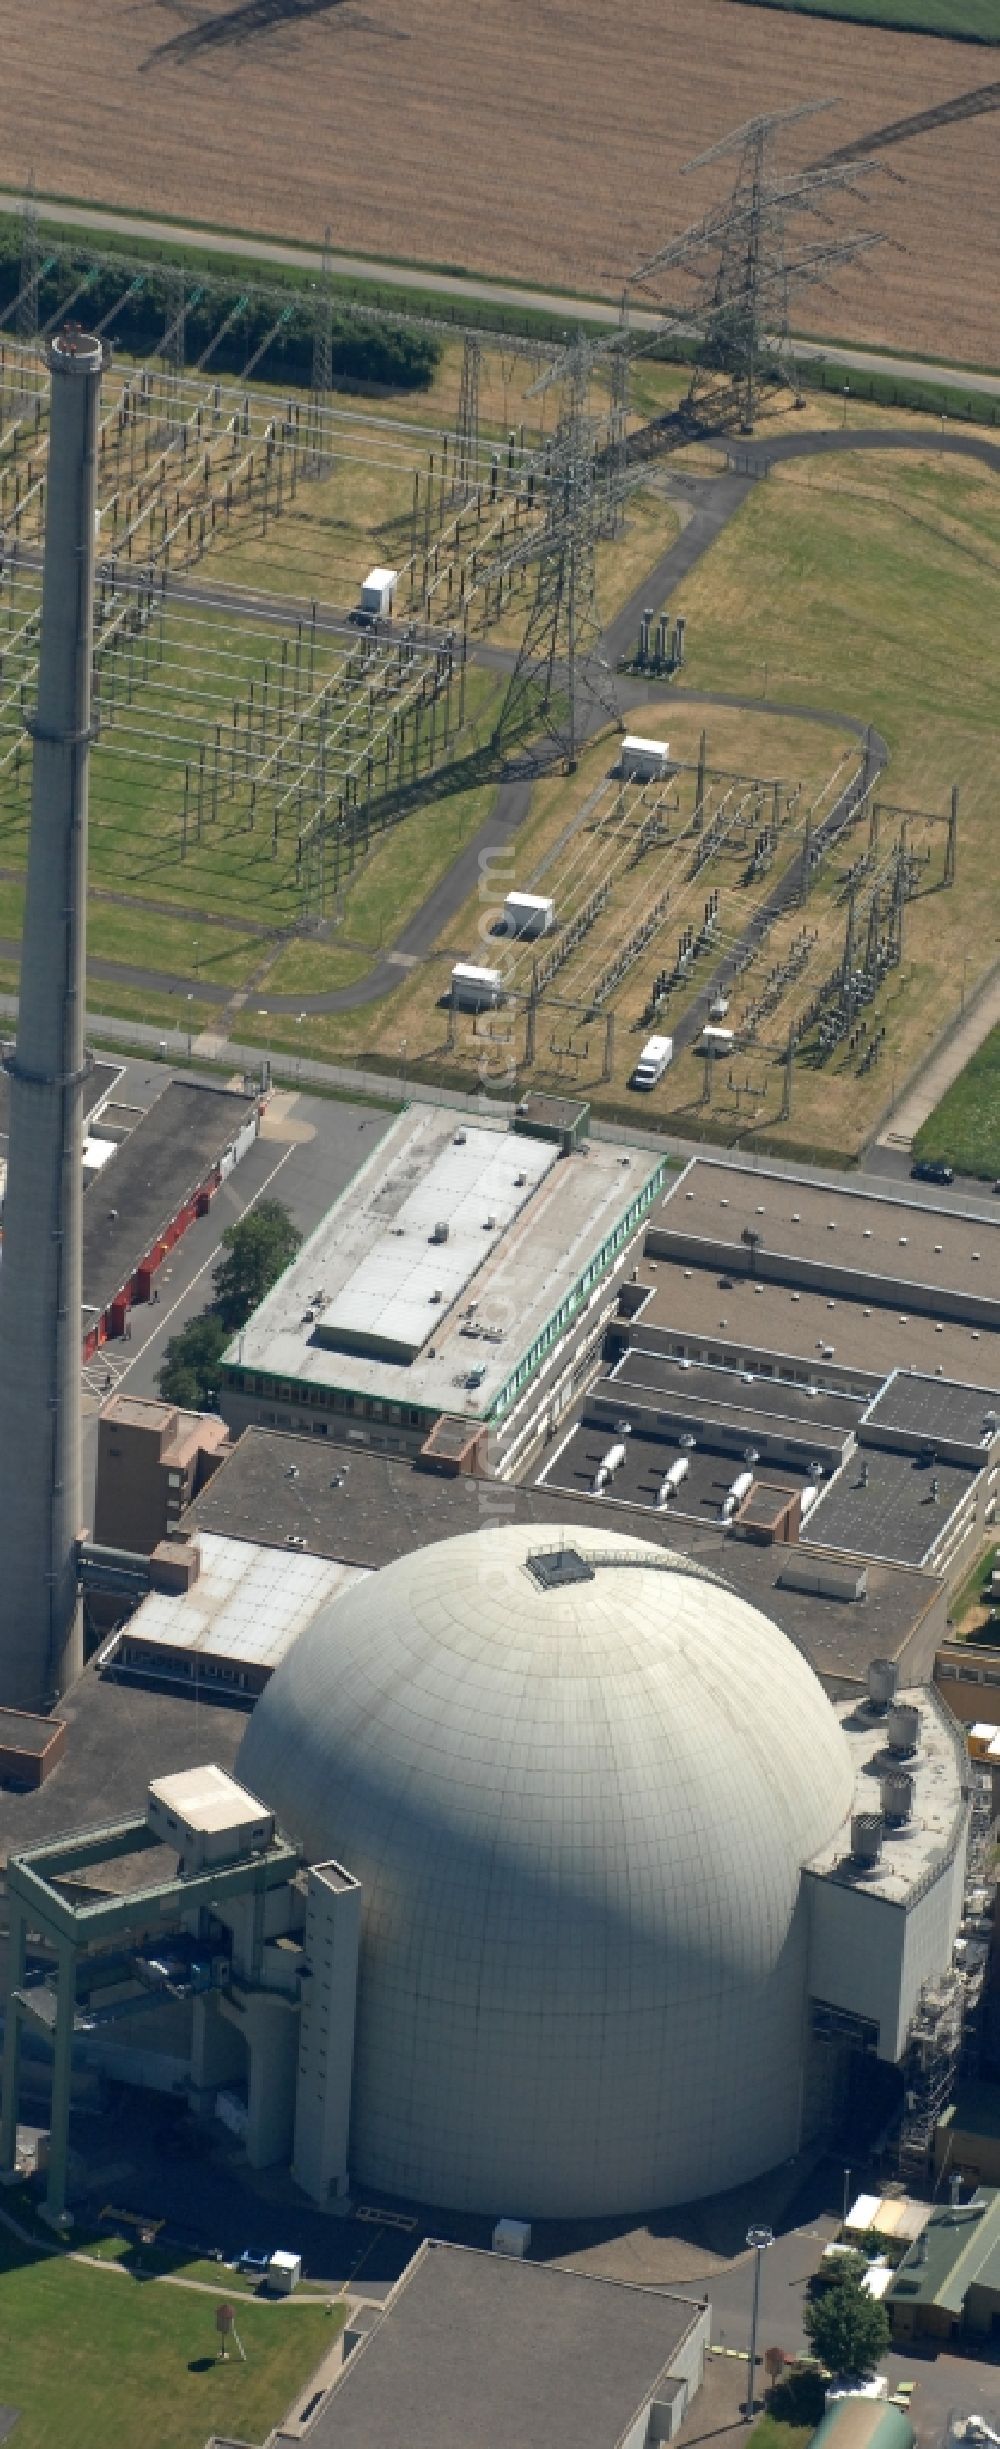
[17,175,40,348]
[494,405,619,772]
[454,333,481,499]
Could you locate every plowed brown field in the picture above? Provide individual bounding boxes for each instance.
[7,0,998,366]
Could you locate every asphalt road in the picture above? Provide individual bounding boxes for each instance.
[79,1064,390,1514]
[37,419,995,1023]
[24,194,1000,404]
[729,428,1000,480]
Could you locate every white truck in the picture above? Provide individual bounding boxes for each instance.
[630,1034,673,1090]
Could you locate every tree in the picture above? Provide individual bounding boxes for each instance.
[804,2260,889,2379]
[212,1202,302,1334]
[157,1314,229,1411]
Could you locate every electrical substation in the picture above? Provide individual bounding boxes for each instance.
[0,107,989,1132]
[0,139,996,2291]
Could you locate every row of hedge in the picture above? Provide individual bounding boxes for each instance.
[795,351,1000,430]
[0,230,440,393]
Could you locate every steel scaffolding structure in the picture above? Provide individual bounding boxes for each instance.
[898,1768,995,2187]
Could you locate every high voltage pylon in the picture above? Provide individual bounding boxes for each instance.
[628,100,888,434]
[493,368,620,773]
[605,309,630,537]
[453,332,481,499]
[17,174,40,347]
[164,260,187,378]
[312,225,334,405]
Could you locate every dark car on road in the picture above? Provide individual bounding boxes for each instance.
[911,1158,954,1186]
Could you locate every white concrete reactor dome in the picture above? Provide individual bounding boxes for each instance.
[238,1524,854,2219]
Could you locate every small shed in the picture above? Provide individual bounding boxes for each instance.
[359,566,398,620]
[504,892,554,939]
[268,2249,302,2295]
[621,733,670,782]
[492,2218,531,2257]
[450,964,503,1011]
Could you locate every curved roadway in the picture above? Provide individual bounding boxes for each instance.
[49,422,999,1019]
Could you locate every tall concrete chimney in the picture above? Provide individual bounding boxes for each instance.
[0,330,104,1709]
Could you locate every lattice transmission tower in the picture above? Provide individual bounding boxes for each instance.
[629,100,888,433]
[493,347,620,772]
[309,226,335,473]
[17,174,40,347]
[312,225,334,404]
[453,332,481,500]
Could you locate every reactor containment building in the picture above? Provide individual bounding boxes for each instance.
[233,1523,972,2219]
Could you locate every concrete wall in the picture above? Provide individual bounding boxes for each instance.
[895,1578,951,1688]
[190,1993,247,2098]
[618,2306,710,2449]
[220,1987,299,2169]
[936,1647,1000,1725]
[293,1861,361,2207]
[662,2304,710,2411]
[806,1829,968,2063]
[647,1230,1000,1333]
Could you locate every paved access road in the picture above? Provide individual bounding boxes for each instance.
[24,195,1000,406]
[78,1061,391,1513]
[41,420,994,1022]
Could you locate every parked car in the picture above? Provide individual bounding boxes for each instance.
[910,1158,954,1185]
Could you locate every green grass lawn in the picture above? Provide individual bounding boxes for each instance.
[673,447,1000,1153]
[752,2364,827,2448]
[749,2420,815,2449]
[912,1024,1000,1178]
[731,0,998,38]
[0,2226,336,2449]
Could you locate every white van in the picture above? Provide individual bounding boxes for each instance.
[630,1034,673,1090]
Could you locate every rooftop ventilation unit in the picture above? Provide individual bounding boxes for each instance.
[887,1702,919,1757]
[431,1221,449,1244]
[777,1561,868,1603]
[868,1657,898,1713]
[881,1770,913,1825]
[851,1812,883,1867]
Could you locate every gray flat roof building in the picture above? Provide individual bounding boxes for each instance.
[107,1532,366,1699]
[861,1371,999,1455]
[627,1257,997,1385]
[613,1345,868,1436]
[0,1660,246,1872]
[184,1427,947,1694]
[656,1156,999,1313]
[303,2240,709,2449]
[82,1077,258,1338]
[219,1103,666,1445]
[807,1446,984,1571]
